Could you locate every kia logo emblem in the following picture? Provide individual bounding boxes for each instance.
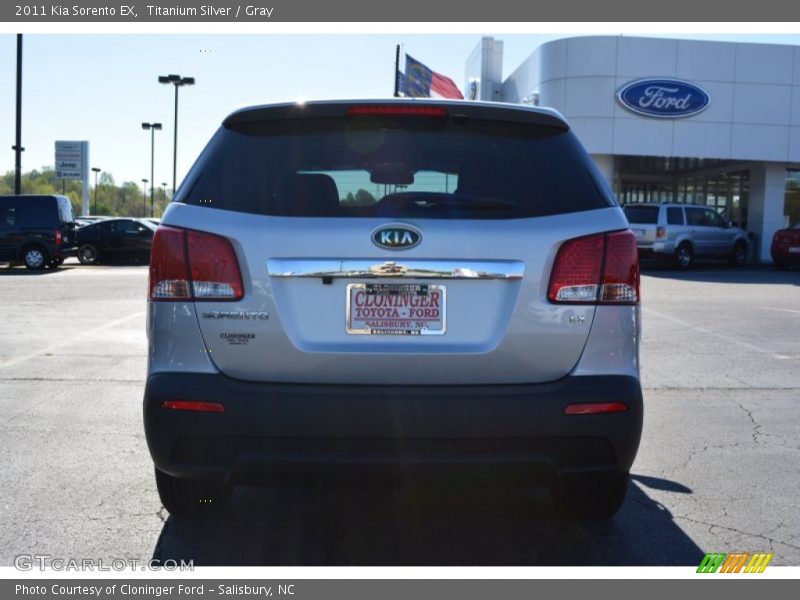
[372,225,421,250]
[617,78,710,118]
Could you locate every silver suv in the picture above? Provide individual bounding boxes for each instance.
[144,100,643,520]
[624,203,749,269]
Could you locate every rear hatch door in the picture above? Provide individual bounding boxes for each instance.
[167,101,626,384]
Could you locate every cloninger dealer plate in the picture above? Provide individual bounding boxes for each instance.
[346,283,446,335]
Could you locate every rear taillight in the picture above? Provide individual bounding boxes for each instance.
[54,229,62,245]
[149,226,243,301]
[548,230,639,305]
[186,230,244,299]
[600,231,640,303]
[656,226,666,239]
[149,226,191,300]
[774,230,800,243]
[547,234,604,303]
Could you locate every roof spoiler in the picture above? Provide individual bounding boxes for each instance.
[223,99,569,131]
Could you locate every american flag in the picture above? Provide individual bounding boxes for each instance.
[400,54,463,100]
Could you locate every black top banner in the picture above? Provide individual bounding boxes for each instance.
[1,0,798,22]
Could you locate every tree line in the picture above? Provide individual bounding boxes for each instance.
[0,168,171,218]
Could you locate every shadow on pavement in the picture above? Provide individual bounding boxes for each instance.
[641,262,799,285]
[0,264,76,276]
[152,474,704,566]
[0,260,149,274]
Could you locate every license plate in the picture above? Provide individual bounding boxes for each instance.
[346,283,446,336]
[632,229,645,237]
[789,246,800,254]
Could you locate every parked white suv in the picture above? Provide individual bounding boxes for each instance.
[624,203,749,268]
[144,100,643,520]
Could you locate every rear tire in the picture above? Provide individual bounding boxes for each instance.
[555,471,629,520]
[674,243,693,269]
[154,468,232,518]
[78,244,99,265]
[22,245,48,270]
[729,241,747,266]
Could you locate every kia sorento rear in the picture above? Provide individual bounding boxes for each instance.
[144,100,642,519]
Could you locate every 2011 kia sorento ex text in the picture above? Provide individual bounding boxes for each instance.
[143,99,643,520]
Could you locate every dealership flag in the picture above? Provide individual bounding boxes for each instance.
[402,54,463,99]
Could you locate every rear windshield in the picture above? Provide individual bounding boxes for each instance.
[623,205,660,224]
[57,196,74,223]
[177,117,613,219]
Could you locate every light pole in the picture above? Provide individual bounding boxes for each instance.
[141,122,162,218]
[158,74,194,195]
[91,167,101,214]
[141,179,148,217]
[13,34,23,195]
[161,182,168,215]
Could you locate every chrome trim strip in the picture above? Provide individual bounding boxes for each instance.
[267,259,525,280]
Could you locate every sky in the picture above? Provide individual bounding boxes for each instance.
[4,32,800,190]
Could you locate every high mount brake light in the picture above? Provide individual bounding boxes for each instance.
[149,226,243,301]
[346,105,449,118]
[548,230,640,305]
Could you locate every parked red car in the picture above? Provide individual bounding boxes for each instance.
[771,222,800,270]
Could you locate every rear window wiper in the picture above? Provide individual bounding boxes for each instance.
[379,192,515,210]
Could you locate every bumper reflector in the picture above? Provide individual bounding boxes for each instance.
[564,402,628,415]
[161,400,224,413]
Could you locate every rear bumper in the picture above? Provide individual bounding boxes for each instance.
[771,246,800,263]
[144,373,643,487]
[57,245,77,258]
[637,241,674,256]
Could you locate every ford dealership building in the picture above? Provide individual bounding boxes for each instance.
[466,36,800,261]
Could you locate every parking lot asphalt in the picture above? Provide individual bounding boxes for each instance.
[0,259,798,566]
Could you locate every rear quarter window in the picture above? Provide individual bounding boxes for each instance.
[177,116,613,220]
[623,205,660,224]
[17,198,57,228]
[667,207,684,225]
[0,200,16,228]
[57,197,74,223]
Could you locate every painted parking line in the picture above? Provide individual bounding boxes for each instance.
[0,311,145,370]
[761,307,800,315]
[642,307,775,357]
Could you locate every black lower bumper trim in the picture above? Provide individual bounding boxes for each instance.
[144,372,643,486]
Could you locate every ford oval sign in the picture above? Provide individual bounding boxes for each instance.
[617,78,710,119]
[372,225,421,250]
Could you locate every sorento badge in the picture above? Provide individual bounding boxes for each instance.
[372,224,421,250]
